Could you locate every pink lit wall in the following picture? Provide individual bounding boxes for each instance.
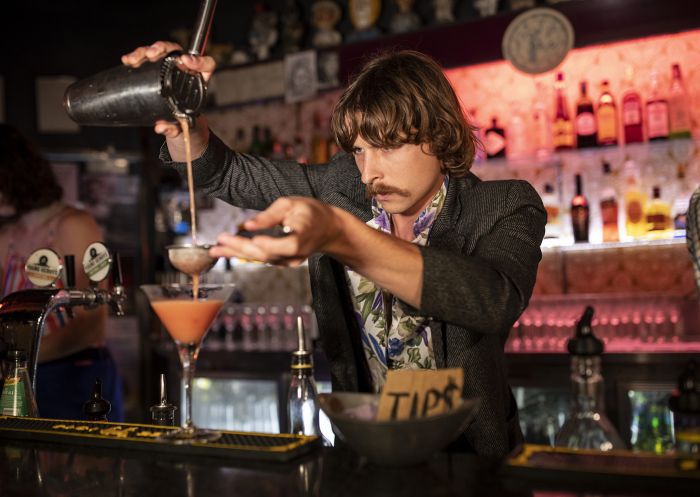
[445,29,700,138]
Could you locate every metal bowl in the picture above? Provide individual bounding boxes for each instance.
[319,392,479,467]
[166,244,218,276]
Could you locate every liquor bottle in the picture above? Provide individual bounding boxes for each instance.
[622,158,647,240]
[506,104,529,160]
[646,70,669,141]
[575,81,597,148]
[553,72,575,150]
[532,82,553,159]
[600,161,619,242]
[310,111,330,164]
[555,307,625,451]
[287,316,320,436]
[541,182,562,241]
[668,63,692,139]
[249,125,265,155]
[596,80,618,146]
[571,174,589,243]
[621,66,644,144]
[645,186,673,238]
[83,378,111,421]
[0,350,39,417]
[484,117,506,159]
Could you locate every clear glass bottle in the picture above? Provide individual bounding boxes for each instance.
[646,70,669,141]
[288,316,320,436]
[668,63,692,139]
[0,350,39,417]
[506,104,529,160]
[532,81,553,159]
[621,66,644,144]
[555,307,625,451]
[600,161,620,242]
[553,72,575,150]
[596,80,618,146]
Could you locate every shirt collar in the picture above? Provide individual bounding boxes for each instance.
[370,175,449,242]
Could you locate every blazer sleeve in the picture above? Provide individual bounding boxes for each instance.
[418,180,546,335]
[159,131,334,210]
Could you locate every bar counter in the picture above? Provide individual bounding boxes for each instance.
[2,437,698,497]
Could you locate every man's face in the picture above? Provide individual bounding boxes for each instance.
[352,135,445,219]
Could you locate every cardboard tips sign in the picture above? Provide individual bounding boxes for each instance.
[377,368,464,421]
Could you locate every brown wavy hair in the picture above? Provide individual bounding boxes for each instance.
[332,50,478,176]
[0,124,63,214]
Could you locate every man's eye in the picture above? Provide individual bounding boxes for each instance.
[352,147,363,155]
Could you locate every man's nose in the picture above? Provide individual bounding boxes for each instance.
[360,150,382,185]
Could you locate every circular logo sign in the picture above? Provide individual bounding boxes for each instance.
[82,242,112,283]
[25,248,62,287]
[502,8,575,75]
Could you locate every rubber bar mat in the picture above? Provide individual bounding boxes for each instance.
[0,415,320,462]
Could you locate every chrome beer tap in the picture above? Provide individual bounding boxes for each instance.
[0,243,126,390]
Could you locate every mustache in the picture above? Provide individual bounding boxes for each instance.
[365,183,410,199]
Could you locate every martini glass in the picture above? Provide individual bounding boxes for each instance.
[141,283,236,443]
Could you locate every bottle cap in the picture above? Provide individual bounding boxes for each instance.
[83,378,111,421]
[567,306,604,356]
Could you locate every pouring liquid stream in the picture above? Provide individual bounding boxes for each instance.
[176,116,199,300]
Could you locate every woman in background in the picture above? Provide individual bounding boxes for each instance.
[0,123,124,421]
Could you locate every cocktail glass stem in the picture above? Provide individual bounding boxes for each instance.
[176,341,200,431]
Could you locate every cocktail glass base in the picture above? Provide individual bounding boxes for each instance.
[158,427,222,444]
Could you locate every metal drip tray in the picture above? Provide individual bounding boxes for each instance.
[0,416,320,462]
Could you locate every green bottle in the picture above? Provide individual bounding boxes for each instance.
[0,350,39,417]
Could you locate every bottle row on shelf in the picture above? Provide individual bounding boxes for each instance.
[476,62,693,162]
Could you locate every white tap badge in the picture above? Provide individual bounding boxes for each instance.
[82,242,112,283]
[25,248,62,287]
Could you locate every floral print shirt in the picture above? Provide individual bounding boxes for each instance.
[346,177,449,392]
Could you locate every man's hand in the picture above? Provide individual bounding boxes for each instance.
[209,197,343,267]
[120,41,214,156]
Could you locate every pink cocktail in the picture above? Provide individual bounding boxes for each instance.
[141,283,235,443]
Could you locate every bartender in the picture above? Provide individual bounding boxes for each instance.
[123,41,546,458]
[0,124,124,421]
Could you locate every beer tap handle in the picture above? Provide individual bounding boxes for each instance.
[110,252,126,317]
[63,255,76,288]
[63,255,76,319]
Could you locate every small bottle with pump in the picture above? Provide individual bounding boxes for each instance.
[287,316,320,436]
[0,350,40,417]
[555,307,625,451]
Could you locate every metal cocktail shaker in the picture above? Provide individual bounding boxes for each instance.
[63,0,217,127]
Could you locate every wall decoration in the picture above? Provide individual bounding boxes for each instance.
[285,50,318,104]
[502,7,575,74]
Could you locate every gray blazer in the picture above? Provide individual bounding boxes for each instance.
[164,133,547,458]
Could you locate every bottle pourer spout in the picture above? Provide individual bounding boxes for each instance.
[296,316,306,353]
